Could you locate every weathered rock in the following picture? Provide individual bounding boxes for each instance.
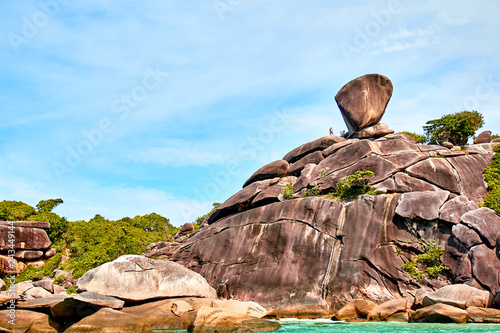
[392,173,438,193]
[75,255,216,301]
[207,180,272,224]
[16,294,68,309]
[0,221,50,229]
[288,151,324,177]
[0,280,5,292]
[413,288,429,309]
[72,291,125,309]
[243,160,289,188]
[0,225,51,250]
[452,224,483,249]
[65,308,152,333]
[395,191,450,221]
[367,298,407,321]
[175,223,195,238]
[25,286,52,299]
[172,300,194,317]
[410,303,468,323]
[252,185,284,207]
[322,139,357,158]
[439,196,478,224]
[211,300,267,319]
[356,123,394,139]
[188,306,280,333]
[0,309,62,332]
[406,158,461,194]
[335,74,393,134]
[447,154,492,203]
[16,281,34,296]
[292,164,317,193]
[332,299,377,321]
[283,136,345,163]
[467,306,500,323]
[44,247,57,258]
[474,131,492,144]
[422,284,493,309]
[443,142,454,149]
[32,277,54,293]
[14,250,44,260]
[461,208,500,248]
[470,245,500,294]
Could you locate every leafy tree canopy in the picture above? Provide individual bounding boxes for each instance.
[36,198,63,213]
[423,110,484,146]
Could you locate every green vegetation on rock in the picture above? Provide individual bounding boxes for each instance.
[326,170,376,199]
[14,253,63,284]
[400,131,426,143]
[423,110,484,146]
[402,240,449,282]
[283,183,294,200]
[483,144,500,214]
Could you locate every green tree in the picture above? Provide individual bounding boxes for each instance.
[0,200,35,220]
[28,199,68,244]
[483,145,500,215]
[36,198,63,213]
[423,111,484,146]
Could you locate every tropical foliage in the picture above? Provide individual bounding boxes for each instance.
[423,110,484,145]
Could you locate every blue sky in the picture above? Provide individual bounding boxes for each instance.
[1,1,500,226]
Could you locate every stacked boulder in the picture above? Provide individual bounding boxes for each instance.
[170,74,500,318]
[0,221,56,277]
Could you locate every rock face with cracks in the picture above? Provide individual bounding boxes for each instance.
[172,133,500,317]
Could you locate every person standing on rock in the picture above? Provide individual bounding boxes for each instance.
[329,127,333,136]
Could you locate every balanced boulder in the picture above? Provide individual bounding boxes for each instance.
[474,131,492,144]
[75,255,216,301]
[335,74,393,135]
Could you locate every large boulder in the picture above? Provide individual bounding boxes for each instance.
[283,136,345,163]
[439,196,478,224]
[335,74,393,134]
[75,255,216,301]
[421,284,493,309]
[467,306,500,323]
[0,309,62,332]
[461,208,500,248]
[0,224,51,250]
[395,191,450,221]
[188,306,280,333]
[243,160,289,188]
[65,308,152,333]
[331,299,377,321]
[367,298,407,321]
[410,303,468,323]
[474,131,492,144]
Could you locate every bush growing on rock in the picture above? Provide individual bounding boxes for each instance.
[282,183,294,200]
[13,253,63,284]
[400,131,426,143]
[402,240,449,282]
[423,110,484,145]
[328,170,376,199]
[483,144,500,215]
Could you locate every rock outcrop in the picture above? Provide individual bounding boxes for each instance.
[76,255,217,301]
[335,74,393,138]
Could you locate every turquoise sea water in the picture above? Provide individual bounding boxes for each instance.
[155,319,500,333]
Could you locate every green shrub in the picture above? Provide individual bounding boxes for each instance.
[66,286,78,295]
[329,170,376,199]
[402,240,449,282]
[301,185,321,198]
[283,183,294,200]
[53,274,68,285]
[401,131,426,143]
[15,253,63,283]
[0,200,35,220]
[423,110,484,145]
[483,144,500,214]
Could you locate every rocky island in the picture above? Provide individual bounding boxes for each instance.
[1,74,500,331]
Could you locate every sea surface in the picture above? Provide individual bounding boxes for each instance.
[155,318,500,333]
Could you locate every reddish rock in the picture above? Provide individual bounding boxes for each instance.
[292,164,317,193]
[474,131,492,144]
[322,139,357,158]
[461,208,500,248]
[335,74,393,134]
[283,136,345,163]
[32,277,54,293]
[406,158,461,194]
[243,160,289,188]
[14,250,44,260]
[393,173,438,193]
[207,180,271,224]
[367,298,407,321]
[395,191,450,221]
[356,123,394,139]
[422,284,493,309]
[470,245,500,294]
[288,151,324,177]
[452,224,483,249]
[45,248,57,258]
[0,309,62,332]
[0,225,51,250]
[410,303,468,323]
[447,154,492,203]
[467,306,500,323]
[332,299,377,321]
[443,141,454,149]
[252,185,284,207]
[439,196,478,224]
[0,221,50,229]
[65,308,152,333]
